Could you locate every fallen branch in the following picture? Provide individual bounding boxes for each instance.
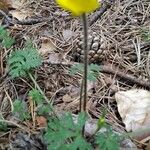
[0,9,53,27]
[89,0,114,26]
[1,60,149,89]
[100,65,150,88]
[43,60,150,89]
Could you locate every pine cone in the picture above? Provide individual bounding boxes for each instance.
[72,31,106,63]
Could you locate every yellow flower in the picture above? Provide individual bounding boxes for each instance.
[56,0,100,16]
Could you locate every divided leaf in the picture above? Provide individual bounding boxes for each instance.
[69,63,100,81]
[0,113,7,131]
[29,89,43,105]
[141,28,150,42]
[0,26,14,48]
[95,126,121,150]
[13,99,31,121]
[44,112,92,150]
[8,43,42,78]
[28,88,52,116]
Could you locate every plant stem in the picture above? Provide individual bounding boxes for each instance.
[28,72,58,117]
[82,13,88,112]
[79,79,83,112]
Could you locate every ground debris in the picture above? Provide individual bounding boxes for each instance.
[10,132,47,150]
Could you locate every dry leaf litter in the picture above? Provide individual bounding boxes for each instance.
[0,0,150,149]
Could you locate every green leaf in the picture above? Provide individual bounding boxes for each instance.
[0,114,7,131]
[37,104,52,116]
[141,28,150,41]
[69,63,84,75]
[2,36,14,48]
[44,112,92,150]
[95,126,121,150]
[0,26,14,48]
[69,63,100,81]
[29,89,43,105]
[13,99,31,121]
[0,26,7,37]
[76,112,87,130]
[67,136,92,150]
[8,42,42,78]
[88,64,100,81]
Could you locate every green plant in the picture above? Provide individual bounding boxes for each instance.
[141,28,150,42]
[8,42,42,78]
[37,104,52,116]
[8,42,52,103]
[69,63,100,82]
[44,112,121,150]
[29,88,43,105]
[95,125,121,150]
[0,114,7,131]
[0,26,14,48]
[44,112,92,150]
[28,89,51,116]
[3,2,121,149]
[12,99,31,121]
[54,2,120,150]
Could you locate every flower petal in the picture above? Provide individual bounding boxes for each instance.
[56,0,100,16]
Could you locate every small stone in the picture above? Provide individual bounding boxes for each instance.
[121,139,137,149]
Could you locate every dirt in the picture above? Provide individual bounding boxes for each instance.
[0,0,150,149]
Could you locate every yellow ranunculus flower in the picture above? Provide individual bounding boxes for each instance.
[56,0,100,16]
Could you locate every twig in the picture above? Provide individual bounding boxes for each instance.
[89,0,113,26]
[0,9,53,27]
[0,10,11,22]
[0,119,30,133]
[127,127,150,141]
[14,18,53,25]
[43,61,150,88]
[0,72,8,84]
[100,65,150,88]
[4,89,14,112]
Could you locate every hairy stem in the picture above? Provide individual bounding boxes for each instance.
[79,79,83,112]
[82,13,88,112]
